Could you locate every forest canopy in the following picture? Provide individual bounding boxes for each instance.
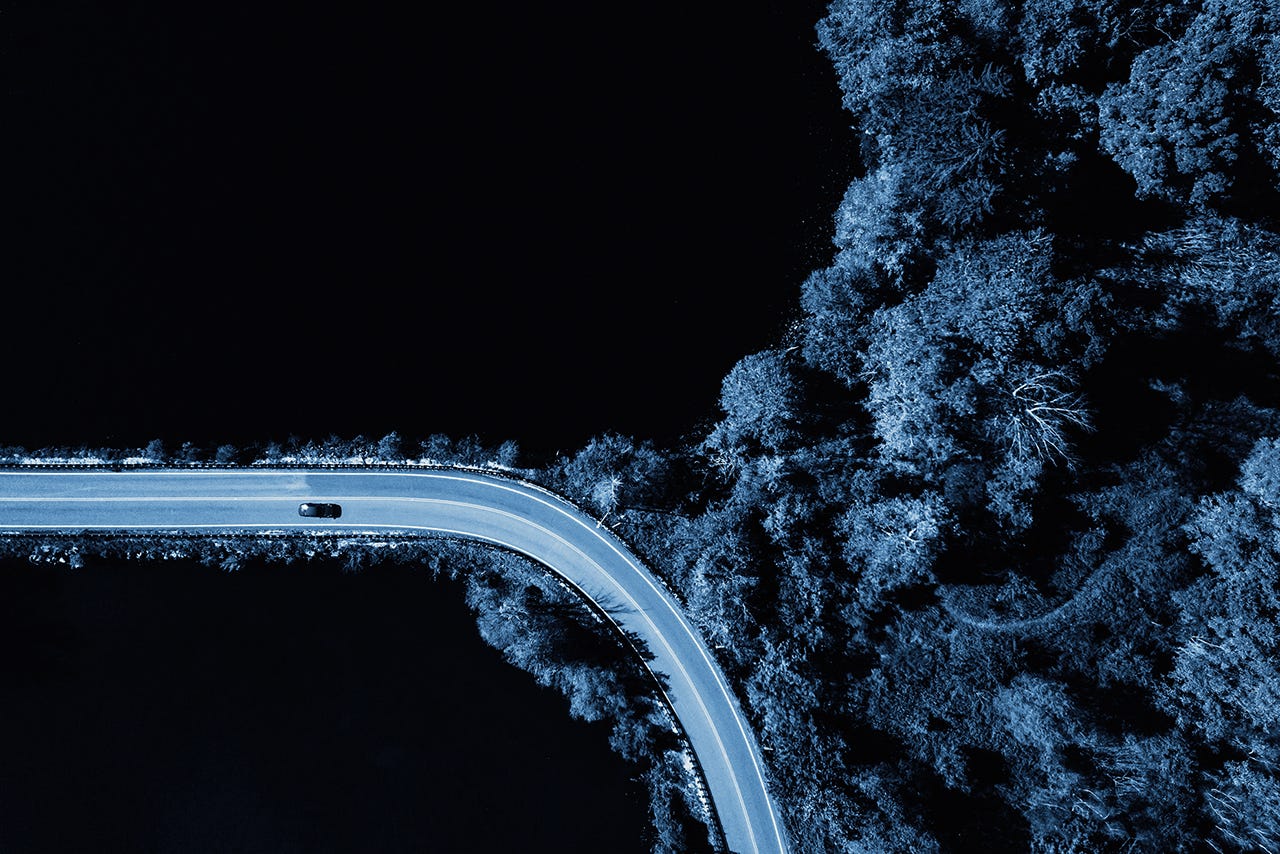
[575,0,1280,850]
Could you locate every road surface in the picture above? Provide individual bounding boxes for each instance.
[0,468,789,854]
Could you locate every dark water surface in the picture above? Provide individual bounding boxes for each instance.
[3,1,852,457]
[0,558,651,853]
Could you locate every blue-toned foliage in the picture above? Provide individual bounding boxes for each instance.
[629,1,1280,849]
[853,230,1098,500]
[798,255,875,385]
[818,0,1020,280]
[1171,438,1280,746]
[1097,0,1280,206]
[838,493,945,619]
[1207,761,1280,854]
[705,350,802,463]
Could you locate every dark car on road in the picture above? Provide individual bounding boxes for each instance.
[299,502,342,519]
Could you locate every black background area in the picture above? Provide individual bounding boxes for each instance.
[0,559,651,853]
[3,1,854,456]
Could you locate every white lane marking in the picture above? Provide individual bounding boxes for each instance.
[0,470,786,853]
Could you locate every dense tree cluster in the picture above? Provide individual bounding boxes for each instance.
[586,1,1280,849]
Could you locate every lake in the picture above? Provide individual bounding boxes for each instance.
[0,557,652,852]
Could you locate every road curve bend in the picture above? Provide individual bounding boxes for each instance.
[0,468,789,854]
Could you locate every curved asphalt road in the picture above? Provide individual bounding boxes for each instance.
[0,468,788,854]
